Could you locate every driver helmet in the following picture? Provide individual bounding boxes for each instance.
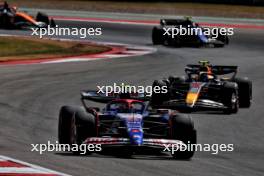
[13,6,17,12]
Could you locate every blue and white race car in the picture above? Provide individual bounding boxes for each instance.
[58,91,197,159]
[152,18,229,47]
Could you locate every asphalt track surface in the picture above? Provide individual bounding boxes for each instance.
[0,20,264,176]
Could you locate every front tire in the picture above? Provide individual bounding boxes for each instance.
[58,106,95,155]
[222,83,239,114]
[233,77,252,108]
[170,114,196,159]
[58,106,77,145]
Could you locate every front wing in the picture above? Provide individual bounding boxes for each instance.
[156,99,227,112]
[83,137,184,149]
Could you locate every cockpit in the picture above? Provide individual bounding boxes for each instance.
[106,100,145,114]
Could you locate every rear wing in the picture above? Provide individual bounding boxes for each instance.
[186,64,238,75]
[81,90,150,104]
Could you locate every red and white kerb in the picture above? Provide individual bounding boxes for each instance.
[0,155,70,176]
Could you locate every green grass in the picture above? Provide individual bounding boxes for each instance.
[0,38,63,57]
[0,36,110,61]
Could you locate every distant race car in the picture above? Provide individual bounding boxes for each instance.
[152,18,229,47]
[0,1,55,29]
[151,61,252,114]
[58,91,197,159]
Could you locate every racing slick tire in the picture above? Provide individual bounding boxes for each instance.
[0,13,13,28]
[217,34,229,45]
[172,36,181,47]
[50,18,56,27]
[168,75,186,84]
[152,27,163,45]
[36,12,49,25]
[213,42,225,48]
[170,114,197,159]
[222,82,239,114]
[151,79,169,106]
[164,35,181,47]
[233,77,252,108]
[58,106,95,155]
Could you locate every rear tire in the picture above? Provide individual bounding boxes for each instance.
[151,79,169,107]
[168,76,186,84]
[36,12,49,25]
[217,34,229,45]
[50,18,56,27]
[214,43,225,48]
[164,35,181,47]
[172,36,181,47]
[170,114,196,159]
[152,27,163,45]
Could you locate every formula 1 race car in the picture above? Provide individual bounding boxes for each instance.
[152,17,229,47]
[0,1,55,29]
[58,91,197,159]
[151,61,252,114]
